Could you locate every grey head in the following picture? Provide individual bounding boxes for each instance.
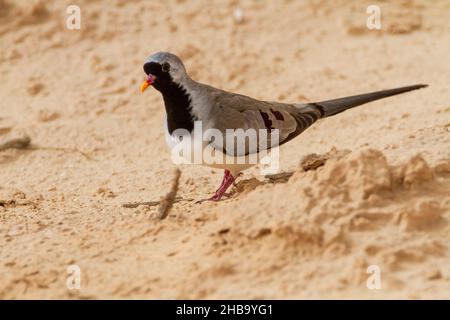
[143,52,191,92]
[142,52,196,134]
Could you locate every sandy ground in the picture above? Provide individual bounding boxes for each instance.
[0,0,449,299]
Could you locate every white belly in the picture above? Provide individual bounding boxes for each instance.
[163,120,280,176]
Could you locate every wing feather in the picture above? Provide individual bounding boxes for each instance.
[204,91,322,156]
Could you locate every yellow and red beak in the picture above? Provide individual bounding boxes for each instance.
[140,74,155,93]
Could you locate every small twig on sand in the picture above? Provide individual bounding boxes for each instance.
[122,200,162,209]
[122,169,185,220]
[157,168,181,219]
[0,135,31,152]
[122,196,190,209]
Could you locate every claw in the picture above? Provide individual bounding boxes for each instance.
[196,170,236,203]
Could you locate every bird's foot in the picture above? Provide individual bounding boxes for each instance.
[195,194,217,204]
[195,191,227,203]
[196,170,235,204]
[195,192,234,204]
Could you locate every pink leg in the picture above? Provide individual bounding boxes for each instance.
[197,170,235,203]
[210,170,235,201]
[214,170,230,193]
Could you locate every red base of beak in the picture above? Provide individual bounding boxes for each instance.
[140,74,155,93]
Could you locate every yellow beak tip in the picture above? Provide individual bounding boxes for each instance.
[140,81,150,93]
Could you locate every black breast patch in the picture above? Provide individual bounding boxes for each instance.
[160,82,196,134]
[144,61,196,134]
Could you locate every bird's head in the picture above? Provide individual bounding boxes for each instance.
[140,52,188,93]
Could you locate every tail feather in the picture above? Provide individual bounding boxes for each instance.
[308,84,428,117]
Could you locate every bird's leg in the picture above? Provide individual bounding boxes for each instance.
[209,170,235,201]
[214,170,231,193]
[196,170,235,203]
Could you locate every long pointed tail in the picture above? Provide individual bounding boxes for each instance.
[308,84,428,117]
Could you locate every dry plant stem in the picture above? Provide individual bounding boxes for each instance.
[157,168,181,219]
[122,200,161,209]
[122,196,191,209]
[122,169,184,220]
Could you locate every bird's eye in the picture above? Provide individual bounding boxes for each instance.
[162,62,170,72]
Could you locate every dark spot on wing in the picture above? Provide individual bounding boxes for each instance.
[259,111,274,131]
[270,109,284,121]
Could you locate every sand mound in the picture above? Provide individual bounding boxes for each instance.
[211,149,446,242]
[185,149,449,298]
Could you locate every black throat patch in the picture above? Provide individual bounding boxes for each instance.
[159,81,195,135]
[144,61,196,134]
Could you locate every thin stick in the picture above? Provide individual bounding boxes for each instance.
[122,196,191,209]
[121,169,185,220]
[157,168,181,219]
